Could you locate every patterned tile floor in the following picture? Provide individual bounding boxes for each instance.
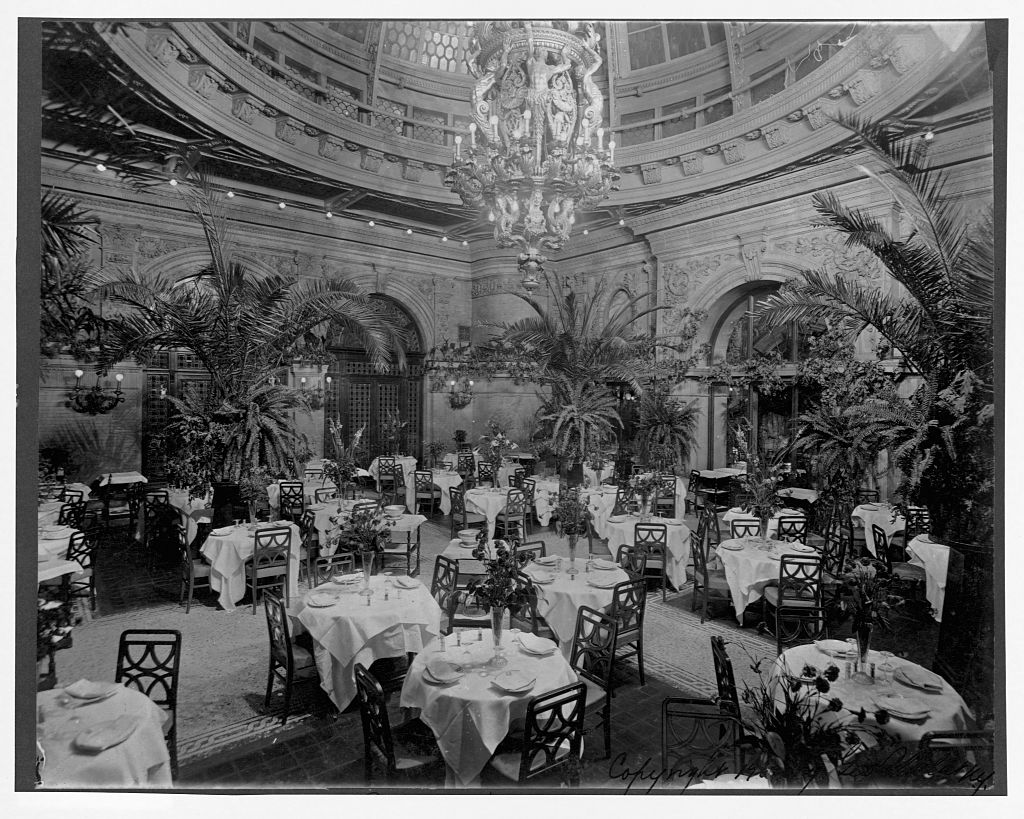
[55,497,941,792]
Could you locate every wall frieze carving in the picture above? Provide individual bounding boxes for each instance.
[640,163,663,185]
[275,116,304,144]
[774,230,883,281]
[230,93,262,125]
[186,65,220,98]
[317,134,344,160]
[145,28,182,66]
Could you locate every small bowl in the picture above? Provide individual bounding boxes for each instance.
[384,505,405,518]
[458,529,479,545]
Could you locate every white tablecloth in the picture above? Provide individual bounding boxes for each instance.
[200,522,301,611]
[906,536,949,622]
[37,686,172,788]
[266,479,338,510]
[604,515,692,587]
[582,487,620,539]
[775,645,972,744]
[699,468,746,480]
[442,452,519,487]
[38,501,66,528]
[852,504,905,554]
[531,478,563,526]
[368,456,418,496]
[777,487,820,504]
[298,575,441,710]
[722,507,806,540]
[400,631,578,785]
[38,558,83,583]
[523,561,630,658]
[464,488,510,539]
[96,471,148,487]
[716,537,802,622]
[416,469,463,515]
[38,528,76,560]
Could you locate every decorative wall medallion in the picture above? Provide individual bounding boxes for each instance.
[761,123,788,149]
[743,129,762,141]
[275,117,304,145]
[663,156,680,166]
[144,29,180,66]
[681,153,704,176]
[187,66,219,98]
[720,141,745,164]
[361,149,384,173]
[317,134,344,161]
[786,110,805,123]
[845,71,880,105]
[230,94,261,125]
[640,163,662,185]
[402,160,423,182]
[776,230,883,281]
[803,100,836,130]
[886,37,926,74]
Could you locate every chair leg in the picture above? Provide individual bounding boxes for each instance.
[265,662,275,708]
[281,673,292,724]
[603,702,611,759]
[637,633,646,686]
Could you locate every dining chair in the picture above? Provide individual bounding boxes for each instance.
[690,531,731,623]
[776,516,808,544]
[311,553,356,586]
[485,682,586,786]
[697,505,723,549]
[456,453,477,490]
[634,522,669,600]
[905,506,932,542]
[354,663,443,784]
[608,578,648,687]
[510,467,527,489]
[245,526,292,614]
[59,488,84,504]
[352,499,379,515]
[611,486,631,517]
[413,470,442,516]
[277,481,305,522]
[303,467,324,482]
[615,543,648,580]
[871,524,927,586]
[476,460,496,488]
[857,488,880,504]
[806,502,835,550]
[915,729,995,788]
[376,456,398,495]
[298,509,319,583]
[178,525,211,613]
[314,487,338,503]
[431,555,478,635]
[517,540,547,563]
[57,500,86,529]
[381,526,421,577]
[262,591,318,724]
[662,696,744,782]
[569,606,619,759]
[654,474,677,518]
[683,470,702,516]
[448,487,486,539]
[521,477,538,533]
[509,571,557,639]
[115,629,182,776]
[382,466,407,507]
[730,518,761,539]
[495,488,527,541]
[762,554,828,653]
[64,530,98,611]
[710,636,740,716]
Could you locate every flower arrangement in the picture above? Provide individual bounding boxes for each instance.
[554,490,589,537]
[237,465,275,522]
[628,472,661,505]
[381,410,408,455]
[836,558,905,633]
[336,504,394,554]
[324,422,364,488]
[734,644,897,788]
[37,598,74,662]
[467,535,532,612]
[424,439,448,469]
[480,418,518,474]
[737,455,785,521]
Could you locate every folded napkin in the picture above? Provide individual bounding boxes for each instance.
[425,657,462,683]
[534,555,558,565]
[492,668,536,692]
[587,576,618,589]
[65,679,121,700]
[209,526,235,537]
[517,633,556,655]
[305,591,338,607]
[895,665,944,691]
[590,558,619,570]
[74,715,141,752]
[874,692,931,718]
[392,576,420,589]
[527,571,555,584]
[814,640,851,657]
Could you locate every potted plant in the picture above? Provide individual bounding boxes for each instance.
[467,535,532,666]
[537,379,621,488]
[424,439,448,470]
[634,385,700,473]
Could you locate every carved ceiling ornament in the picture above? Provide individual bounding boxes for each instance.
[740,232,769,281]
[187,65,219,98]
[317,134,344,161]
[230,93,261,125]
[774,229,883,282]
[145,29,181,66]
[275,116,303,145]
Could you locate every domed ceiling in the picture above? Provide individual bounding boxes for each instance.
[41,20,991,244]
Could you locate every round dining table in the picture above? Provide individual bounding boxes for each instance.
[715,536,819,622]
[200,521,302,611]
[36,684,172,788]
[400,630,578,786]
[721,507,806,540]
[775,644,973,744]
[297,574,442,711]
[604,514,693,588]
[522,557,630,658]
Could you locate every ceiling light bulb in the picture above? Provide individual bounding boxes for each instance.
[406,228,413,235]
[95,163,106,172]
[74,369,84,379]
[619,218,625,226]
[226,190,235,198]
[455,135,462,145]
[169,178,178,186]
[924,130,935,142]
[462,240,468,246]
[583,229,589,235]
[442,235,448,242]
[115,373,124,382]
[488,211,496,222]
[368,220,375,227]
[278,202,286,209]
[325,211,333,218]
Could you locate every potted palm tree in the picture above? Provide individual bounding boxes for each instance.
[634,384,700,473]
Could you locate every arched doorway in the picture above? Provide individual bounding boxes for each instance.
[323,296,425,461]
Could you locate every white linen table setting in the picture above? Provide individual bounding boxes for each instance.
[531,478,563,526]
[429,469,465,514]
[399,630,577,786]
[442,538,487,571]
[851,503,906,551]
[95,471,148,487]
[582,460,616,488]
[464,487,509,539]
[36,683,172,788]
[307,499,358,543]
[776,487,820,504]
[38,555,83,583]
[200,521,302,611]
[522,557,630,659]
[721,507,806,540]
[716,537,805,622]
[368,455,418,497]
[298,574,441,711]
[605,516,692,585]
[38,525,77,560]
[775,644,973,743]
[581,486,619,538]
[38,500,67,528]
[266,479,338,510]
[906,535,950,622]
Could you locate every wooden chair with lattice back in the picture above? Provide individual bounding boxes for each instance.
[857,488,880,504]
[413,470,442,516]
[59,487,84,504]
[245,526,292,614]
[178,525,211,613]
[115,629,182,776]
[381,466,407,507]
[608,577,648,687]
[311,553,356,586]
[615,543,648,580]
[57,500,86,529]
[762,554,828,653]
[64,530,98,611]
[871,524,927,588]
[905,506,932,542]
[521,477,538,533]
[262,590,318,724]
[662,697,744,782]
[376,456,397,496]
[277,481,305,523]
[303,466,324,482]
[509,468,526,490]
[430,555,477,635]
[654,473,678,519]
[776,516,808,544]
[730,518,761,539]
[683,469,702,516]
[516,540,547,563]
[354,663,442,784]
[297,509,319,583]
[456,452,477,490]
[448,487,486,539]
[691,531,731,623]
[495,488,528,541]
[484,682,586,785]
[710,636,740,715]
[314,487,338,504]
[611,486,631,517]
[509,571,557,640]
[634,522,669,600]
[569,606,619,759]
[476,460,496,488]
[696,505,723,549]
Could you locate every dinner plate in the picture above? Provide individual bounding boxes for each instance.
[305,592,339,608]
[607,515,627,524]
[424,658,464,684]
[209,526,235,537]
[894,666,944,692]
[64,680,121,702]
[587,577,618,589]
[786,544,816,553]
[590,558,619,571]
[74,716,140,752]
[517,634,557,656]
[534,556,558,566]
[391,577,420,589]
[491,670,536,694]
[720,542,746,551]
[874,692,930,720]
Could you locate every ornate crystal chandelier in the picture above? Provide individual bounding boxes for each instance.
[446,21,620,291]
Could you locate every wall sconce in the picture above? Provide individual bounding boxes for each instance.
[67,368,125,415]
[447,376,474,409]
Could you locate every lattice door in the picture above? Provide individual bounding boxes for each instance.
[141,352,213,480]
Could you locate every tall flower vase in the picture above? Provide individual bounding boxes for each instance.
[759,514,772,549]
[248,501,258,524]
[360,550,375,596]
[639,497,653,522]
[566,533,579,576]
[853,612,874,684]
[490,608,507,667]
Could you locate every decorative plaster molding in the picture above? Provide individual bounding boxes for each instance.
[275,116,304,144]
[640,163,663,185]
[360,149,384,173]
[230,93,262,125]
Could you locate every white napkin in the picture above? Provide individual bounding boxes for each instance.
[305,591,338,607]
[210,526,235,536]
[492,668,536,692]
[894,665,944,691]
[814,640,851,657]
[534,555,558,565]
[517,633,556,655]
[587,576,618,589]
[591,558,618,570]
[74,715,140,752]
[425,657,462,683]
[527,571,555,584]
[65,679,121,700]
[874,692,931,718]
[392,577,420,589]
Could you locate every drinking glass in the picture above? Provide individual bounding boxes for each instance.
[878,661,895,688]
[845,638,859,672]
